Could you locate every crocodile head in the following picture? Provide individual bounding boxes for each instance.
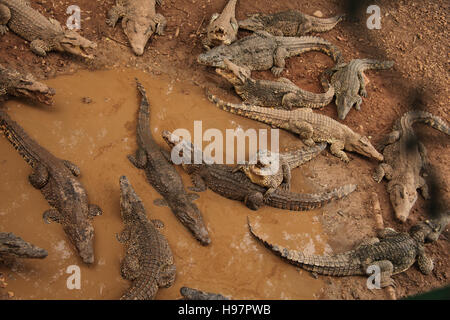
[410,213,450,242]
[122,17,158,56]
[63,212,96,264]
[335,94,359,120]
[8,73,55,105]
[161,130,204,172]
[206,12,238,47]
[388,183,418,222]
[0,233,48,259]
[119,175,150,224]
[215,58,251,86]
[345,135,383,161]
[58,30,97,59]
[197,48,228,68]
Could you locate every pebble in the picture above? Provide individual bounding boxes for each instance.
[82,97,92,104]
[313,10,323,18]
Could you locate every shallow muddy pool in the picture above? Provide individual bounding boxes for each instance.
[0,69,331,299]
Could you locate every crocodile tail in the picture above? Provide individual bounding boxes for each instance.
[282,36,343,63]
[307,14,345,32]
[359,59,395,71]
[266,183,357,211]
[400,110,450,136]
[283,142,327,169]
[247,218,360,276]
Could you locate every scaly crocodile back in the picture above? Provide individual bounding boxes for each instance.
[1,0,62,41]
[248,219,362,276]
[282,142,326,169]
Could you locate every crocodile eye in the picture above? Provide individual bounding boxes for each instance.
[359,136,369,146]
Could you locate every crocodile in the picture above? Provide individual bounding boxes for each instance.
[0,232,47,260]
[198,30,342,76]
[203,0,238,49]
[162,130,356,211]
[216,58,334,109]
[118,176,176,300]
[128,79,210,245]
[374,111,450,222]
[107,0,166,56]
[0,0,96,58]
[233,143,326,198]
[0,64,55,105]
[0,110,102,264]
[249,213,450,287]
[180,287,230,300]
[320,59,394,120]
[207,93,383,162]
[239,10,344,37]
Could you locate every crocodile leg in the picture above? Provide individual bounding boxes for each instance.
[366,260,396,288]
[0,4,10,36]
[187,174,207,192]
[88,204,103,218]
[157,264,177,287]
[354,95,363,111]
[377,227,399,238]
[62,160,81,177]
[417,247,434,275]
[271,47,289,76]
[128,148,147,169]
[377,130,401,151]
[373,163,393,182]
[357,71,368,98]
[43,209,61,224]
[30,39,51,57]
[280,161,291,191]
[106,5,126,27]
[292,120,314,146]
[417,176,430,200]
[153,13,167,35]
[244,191,264,210]
[329,140,349,162]
[281,93,299,110]
[120,253,140,280]
[28,164,49,189]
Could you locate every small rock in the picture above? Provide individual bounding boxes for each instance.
[8,291,14,298]
[81,97,92,104]
[313,10,323,18]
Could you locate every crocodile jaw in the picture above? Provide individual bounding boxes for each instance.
[59,31,97,59]
[13,87,55,105]
[123,19,154,56]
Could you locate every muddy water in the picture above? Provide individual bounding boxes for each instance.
[0,69,330,299]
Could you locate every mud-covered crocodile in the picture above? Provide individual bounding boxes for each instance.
[203,0,238,49]
[0,64,55,105]
[207,93,383,162]
[162,130,356,211]
[320,59,394,120]
[239,10,344,37]
[0,110,102,264]
[107,0,166,55]
[180,287,230,300]
[0,0,96,58]
[374,111,450,222]
[233,143,326,198]
[249,213,450,287]
[216,58,334,109]
[128,79,210,245]
[198,30,342,76]
[0,232,47,260]
[118,176,176,300]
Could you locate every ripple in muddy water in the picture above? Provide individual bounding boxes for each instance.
[0,69,328,299]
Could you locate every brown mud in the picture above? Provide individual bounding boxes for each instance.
[0,0,449,300]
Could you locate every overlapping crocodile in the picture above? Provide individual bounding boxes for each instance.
[198,30,342,76]
[0,110,102,264]
[321,59,394,120]
[128,79,210,245]
[0,0,96,58]
[239,10,344,36]
[0,64,55,105]
[162,130,356,211]
[248,213,450,287]
[180,287,230,300]
[216,58,334,109]
[118,176,176,300]
[207,93,383,162]
[374,111,450,222]
[107,0,166,55]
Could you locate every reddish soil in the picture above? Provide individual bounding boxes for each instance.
[0,0,448,300]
